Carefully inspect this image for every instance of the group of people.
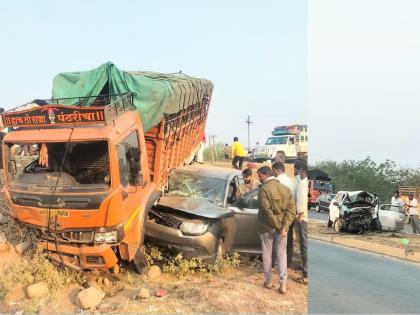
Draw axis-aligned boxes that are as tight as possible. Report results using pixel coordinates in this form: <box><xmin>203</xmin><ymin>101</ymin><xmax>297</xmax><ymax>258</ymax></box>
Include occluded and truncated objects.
<box><xmin>391</xmin><ymin>191</ymin><xmax>419</xmax><ymax>234</ymax></box>
<box><xmin>237</xmin><ymin>159</ymin><xmax>308</xmax><ymax>294</ymax></box>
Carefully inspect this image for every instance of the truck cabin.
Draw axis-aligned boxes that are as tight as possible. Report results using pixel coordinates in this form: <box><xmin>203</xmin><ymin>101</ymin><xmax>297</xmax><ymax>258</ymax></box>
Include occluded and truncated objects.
<box><xmin>265</xmin><ymin>135</ymin><xmax>296</xmax><ymax>146</ymax></box>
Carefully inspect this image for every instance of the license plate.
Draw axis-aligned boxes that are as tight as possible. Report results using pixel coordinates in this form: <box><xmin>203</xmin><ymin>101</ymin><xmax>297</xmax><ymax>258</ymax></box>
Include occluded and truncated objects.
<box><xmin>38</xmin><ymin>209</ymin><xmax>69</xmax><ymax>217</ymax></box>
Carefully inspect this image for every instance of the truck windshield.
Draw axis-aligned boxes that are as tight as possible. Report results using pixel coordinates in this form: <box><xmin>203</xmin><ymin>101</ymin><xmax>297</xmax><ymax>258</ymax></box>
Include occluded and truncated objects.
<box><xmin>5</xmin><ymin>141</ymin><xmax>111</xmax><ymax>192</ymax></box>
<box><xmin>265</xmin><ymin>137</ymin><xmax>288</xmax><ymax>145</ymax></box>
<box><xmin>166</xmin><ymin>172</ymin><xmax>226</xmax><ymax>206</ymax></box>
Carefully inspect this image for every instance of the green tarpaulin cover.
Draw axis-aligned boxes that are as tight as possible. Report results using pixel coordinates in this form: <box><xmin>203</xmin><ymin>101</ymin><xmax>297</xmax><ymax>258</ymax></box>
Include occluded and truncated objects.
<box><xmin>52</xmin><ymin>62</ymin><xmax>213</xmax><ymax>131</ymax></box>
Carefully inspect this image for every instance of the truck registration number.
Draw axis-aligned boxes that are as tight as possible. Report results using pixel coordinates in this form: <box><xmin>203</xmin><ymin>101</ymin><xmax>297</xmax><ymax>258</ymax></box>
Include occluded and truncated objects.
<box><xmin>38</xmin><ymin>209</ymin><xmax>69</xmax><ymax>217</ymax></box>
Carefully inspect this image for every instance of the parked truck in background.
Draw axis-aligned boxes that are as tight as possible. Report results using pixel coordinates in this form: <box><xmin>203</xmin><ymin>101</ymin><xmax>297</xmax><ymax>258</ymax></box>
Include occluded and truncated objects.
<box><xmin>308</xmin><ymin>169</ymin><xmax>335</xmax><ymax>209</ymax></box>
<box><xmin>399</xmin><ymin>186</ymin><xmax>420</xmax><ymax>204</ymax></box>
<box><xmin>253</xmin><ymin>124</ymin><xmax>308</xmax><ymax>162</ymax></box>
<box><xmin>0</xmin><ymin>62</ymin><xmax>213</xmax><ymax>273</ymax></box>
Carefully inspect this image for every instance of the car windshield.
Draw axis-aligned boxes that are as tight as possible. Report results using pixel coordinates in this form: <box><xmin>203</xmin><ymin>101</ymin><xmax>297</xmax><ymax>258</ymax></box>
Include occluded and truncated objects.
<box><xmin>6</xmin><ymin>141</ymin><xmax>111</xmax><ymax>193</ymax></box>
<box><xmin>265</xmin><ymin>136</ymin><xmax>288</xmax><ymax>145</ymax></box>
<box><xmin>167</xmin><ymin>172</ymin><xmax>226</xmax><ymax>206</ymax></box>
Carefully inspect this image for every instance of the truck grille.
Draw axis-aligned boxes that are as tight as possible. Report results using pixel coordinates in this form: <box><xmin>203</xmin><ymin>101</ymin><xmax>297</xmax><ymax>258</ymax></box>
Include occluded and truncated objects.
<box><xmin>35</xmin><ymin>229</ymin><xmax>94</xmax><ymax>244</ymax></box>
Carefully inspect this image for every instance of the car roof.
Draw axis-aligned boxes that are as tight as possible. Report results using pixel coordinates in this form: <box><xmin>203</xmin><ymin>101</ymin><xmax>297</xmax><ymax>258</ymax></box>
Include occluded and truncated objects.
<box><xmin>173</xmin><ymin>164</ymin><xmax>242</xmax><ymax>180</ymax></box>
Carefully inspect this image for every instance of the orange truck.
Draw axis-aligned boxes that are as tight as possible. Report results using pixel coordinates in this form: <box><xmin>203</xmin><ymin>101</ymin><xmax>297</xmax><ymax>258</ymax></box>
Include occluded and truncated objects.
<box><xmin>0</xmin><ymin>63</ymin><xmax>213</xmax><ymax>272</ymax></box>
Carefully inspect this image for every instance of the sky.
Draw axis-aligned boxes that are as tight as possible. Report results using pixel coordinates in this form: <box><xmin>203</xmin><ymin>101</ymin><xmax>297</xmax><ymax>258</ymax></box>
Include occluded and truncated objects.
<box><xmin>309</xmin><ymin>0</ymin><xmax>420</xmax><ymax>167</ymax></box>
<box><xmin>0</xmin><ymin>0</ymin><xmax>307</xmax><ymax>150</ymax></box>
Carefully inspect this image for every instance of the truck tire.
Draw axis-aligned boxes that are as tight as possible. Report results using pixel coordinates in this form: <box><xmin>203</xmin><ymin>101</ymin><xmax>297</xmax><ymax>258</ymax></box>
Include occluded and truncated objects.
<box><xmin>327</xmin><ymin>219</ymin><xmax>333</xmax><ymax>227</ymax></box>
<box><xmin>133</xmin><ymin>245</ymin><xmax>149</xmax><ymax>274</ymax></box>
<box><xmin>315</xmin><ymin>203</ymin><xmax>321</xmax><ymax>212</ymax></box>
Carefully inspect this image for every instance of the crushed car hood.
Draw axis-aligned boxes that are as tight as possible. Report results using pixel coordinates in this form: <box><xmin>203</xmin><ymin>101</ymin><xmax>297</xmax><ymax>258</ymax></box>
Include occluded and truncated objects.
<box><xmin>156</xmin><ymin>196</ymin><xmax>234</xmax><ymax>219</ymax></box>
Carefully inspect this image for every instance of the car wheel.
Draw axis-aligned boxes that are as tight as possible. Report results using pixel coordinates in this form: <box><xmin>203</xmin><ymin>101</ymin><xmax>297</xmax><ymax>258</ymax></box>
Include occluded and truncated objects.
<box><xmin>315</xmin><ymin>204</ymin><xmax>320</xmax><ymax>212</ymax></box>
<box><xmin>334</xmin><ymin>218</ymin><xmax>342</xmax><ymax>233</ymax></box>
<box><xmin>371</xmin><ymin>218</ymin><xmax>382</xmax><ymax>232</ymax></box>
<box><xmin>215</xmin><ymin>239</ymin><xmax>224</xmax><ymax>262</ymax></box>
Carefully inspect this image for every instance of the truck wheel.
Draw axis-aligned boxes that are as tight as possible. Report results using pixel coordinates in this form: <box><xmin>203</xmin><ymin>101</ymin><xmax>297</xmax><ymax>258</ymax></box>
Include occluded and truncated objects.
<box><xmin>133</xmin><ymin>245</ymin><xmax>149</xmax><ymax>274</ymax></box>
<box><xmin>315</xmin><ymin>204</ymin><xmax>321</xmax><ymax>212</ymax></box>
<box><xmin>215</xmin><ymin>239</ymin><xmax>225</xmax><ymax>263</ymax></box>
<box><xmin>327</xmin><ymin>219</ymin><xmax>333</xmax><ymax>227</ymax></box>
<box><xmin>334</xmin><ymin>218</ymin><xmax>342</xmax><ymax>233</ymax></box>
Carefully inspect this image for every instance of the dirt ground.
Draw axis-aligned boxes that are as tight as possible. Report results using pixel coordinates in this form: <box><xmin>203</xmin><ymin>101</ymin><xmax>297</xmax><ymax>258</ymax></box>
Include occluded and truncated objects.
<box><xmin>309</xmin><ymin>220</ymin><xmax>420</xmax><ymax>252</ymax></box>
<box><xmin>0</xmin><ymin>195</ymin><xmax>307</xmax><ymax>314</ymax></box>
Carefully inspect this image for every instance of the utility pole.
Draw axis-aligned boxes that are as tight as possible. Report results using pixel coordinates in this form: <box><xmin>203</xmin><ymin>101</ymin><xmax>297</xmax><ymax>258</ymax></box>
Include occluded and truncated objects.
<box><xmin>245</xmin><ymin>115</ymin><xmax>253</xmax><ymax>151</ymax></box>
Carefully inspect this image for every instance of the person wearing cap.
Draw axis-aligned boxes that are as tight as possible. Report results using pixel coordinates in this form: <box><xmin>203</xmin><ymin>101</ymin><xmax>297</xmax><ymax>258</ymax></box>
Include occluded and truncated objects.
<box><xmin>231</xmin><ymin>137</ymin><xmax>247</xmax><ymax>170</ymax></box>
<box><xmin>407</xmin><ymin>194</ymin><xmax>419</xmax><ymax>234</ymax></box>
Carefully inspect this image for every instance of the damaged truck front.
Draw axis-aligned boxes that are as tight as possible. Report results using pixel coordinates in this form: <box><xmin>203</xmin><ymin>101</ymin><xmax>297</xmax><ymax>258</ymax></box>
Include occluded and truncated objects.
<box><xmin>0</xmin><ymin>62</ymin><xmax>213</xmax><ymax>272</ymax></box>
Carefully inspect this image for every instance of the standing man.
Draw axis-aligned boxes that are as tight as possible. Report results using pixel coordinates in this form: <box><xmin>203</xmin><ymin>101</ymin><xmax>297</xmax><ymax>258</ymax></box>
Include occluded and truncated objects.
<box><xmin>294</xmin><ymin>159</ymin><xmax>308</xmax><ymax>284</ymax></box>
<box><xmin>391</xmin><ymin>190</ymin><xmax>404</xmax><ymax>212</ymax></box>
<box><xmin>272</xmin><ymin>162</ymin><xmax>298</xmax><ymax>269</ymax></box>
<box><xmin>257</xmin><ymin>166</ymin><xmax>296</xmax><ymax>294</ymax></box>
<box><xmin>237</xmin><ymin>168</ymin><xmax>260</xmax><ymax>198</ymax></box>
<box><xmin>408</xmin><ymin>194</ymin><xmax>419</xmax><ymax>234</ymax></box>
<box><xmin>223</xmin><ymin>144</ymin><xmax>230</xmax><ymax>161</ymax></box>
<box><xmin>231</xmin><ymin>137</ymin><xmax>247</xmax><ymax>170</ymax></box>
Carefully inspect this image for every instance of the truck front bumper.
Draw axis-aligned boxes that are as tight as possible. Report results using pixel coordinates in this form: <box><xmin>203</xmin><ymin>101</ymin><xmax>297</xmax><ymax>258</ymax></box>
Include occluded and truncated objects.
<box><xmin>38</xmin><ymin>241</ymin><xmax>118</xmax><ymax>271</ymax></box>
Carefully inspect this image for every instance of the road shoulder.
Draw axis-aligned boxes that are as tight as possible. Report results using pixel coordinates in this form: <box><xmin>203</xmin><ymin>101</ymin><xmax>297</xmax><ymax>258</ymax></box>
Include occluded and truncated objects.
<box><xmin>309</xmin><ymin>220</ymin><xmax>420</xmax><ymax>264</ymax></box>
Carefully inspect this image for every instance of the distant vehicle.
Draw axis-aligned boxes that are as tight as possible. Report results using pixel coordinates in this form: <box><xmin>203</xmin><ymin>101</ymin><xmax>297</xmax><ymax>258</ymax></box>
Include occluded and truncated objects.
<box><xmin>146</xmin><ymin>165</ymin><xmax>262</xmax><ymax>263</ymax></box>
<box><xmin>399</xmin><ymin>186</ymin><xmax>420</xmax><ymax>204</ymax></box>
<box><xmin>315</xmin><ymin>193</ymin><xmax>336</xmax><ymax>212</ymax></box>
<box><xmin>328</xmin><ymin>191</ymin><xmax>406</xmax><ymax>233</ymax></box>
<box><xmin>253</xmin><ymin>124</ymin><xmax>307</xmax><ymax>162</ymax></box>
<box><xmin>308</xmin><ymin>169</ymin><xmax>334</xmax><ymax>208</ymax></box>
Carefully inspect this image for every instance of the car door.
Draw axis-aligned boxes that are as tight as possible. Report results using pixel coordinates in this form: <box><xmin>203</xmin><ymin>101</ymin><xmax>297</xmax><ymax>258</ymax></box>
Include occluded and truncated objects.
<box><xmin>378</xmin><ymin>204</ymin><xmax>405</xmax><ymax>231</ymax></box>
<box><xmin>229</xmin><ymin>189</ymin><xmax>261</xmax><ymax>254</ymax></box>
<box><xmin>329</xmin><ymin>192</ymin><xmax>344</xmax><ymax>222</ymax></box>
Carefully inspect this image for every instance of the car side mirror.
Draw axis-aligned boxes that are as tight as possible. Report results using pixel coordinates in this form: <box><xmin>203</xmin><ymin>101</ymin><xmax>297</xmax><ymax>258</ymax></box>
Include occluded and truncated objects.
<box><xmin>8</xmin><ymin>160</ymin><xmax>16</xmax><ymax>175</ymax></box>
<box><xmin>332</xmin><ymin>201</ymin><xmax>339</xmax><ymax>206</ymax></box>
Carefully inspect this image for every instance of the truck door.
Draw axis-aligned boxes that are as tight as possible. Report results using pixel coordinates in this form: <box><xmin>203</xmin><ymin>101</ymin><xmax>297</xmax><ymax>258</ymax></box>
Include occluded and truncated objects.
<box><xmin>116</xmin><ymin>129</ymin><xmax>149</xmax><ymax>258</ymax></box>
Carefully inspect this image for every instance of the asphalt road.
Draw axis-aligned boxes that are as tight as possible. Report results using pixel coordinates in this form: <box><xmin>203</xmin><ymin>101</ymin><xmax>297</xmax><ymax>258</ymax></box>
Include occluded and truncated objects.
<box><xmin>308</xmin><ymin>208</ymin><xmax>415</xmax><ymax>234</ymax></box>
<box><xmin>309</xmin><ymin>240</ymin><xmax>420</xmax><ymax>314</ymax></box>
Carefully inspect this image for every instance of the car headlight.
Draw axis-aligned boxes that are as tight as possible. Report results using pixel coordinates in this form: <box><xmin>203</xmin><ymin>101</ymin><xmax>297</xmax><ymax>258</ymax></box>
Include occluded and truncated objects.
<box><xmin>180</xmin><ymin>220</ymin><xmax>208</xmax><ymax>236</ymax></box>
<box><xmin>94</xmin><ymin>226</ymin><xmax>123</xmax><ymax>244</ymax></box>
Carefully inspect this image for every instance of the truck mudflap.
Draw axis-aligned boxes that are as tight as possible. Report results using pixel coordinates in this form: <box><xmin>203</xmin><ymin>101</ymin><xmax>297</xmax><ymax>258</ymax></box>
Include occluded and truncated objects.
<box><xmin>38</xmin><ymin>241</ymin><xmax>118</xmax><ymax>271</ymax></box>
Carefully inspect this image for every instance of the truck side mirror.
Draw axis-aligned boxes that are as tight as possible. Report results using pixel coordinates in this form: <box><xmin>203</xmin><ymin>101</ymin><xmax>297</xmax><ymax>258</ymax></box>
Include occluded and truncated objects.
<box><xmin>8</xmin><ymin>160</ymin><xmax>16</xmax><ymax>175</ymax></box>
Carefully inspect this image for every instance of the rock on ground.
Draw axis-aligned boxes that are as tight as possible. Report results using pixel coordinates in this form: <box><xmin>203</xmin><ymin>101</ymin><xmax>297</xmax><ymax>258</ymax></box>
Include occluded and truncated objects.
<box><xmin>135</xmin><ymin>287</ymin><xmax>150</xmax><ymax>299</ymax></box>
<box><xmin>76</xmin><ymin>286</ymin><xmax>105</xmax><ymax>310</ymax></box>
<box><xmin>147</xmin><ymin>265</ymin><xmax>161</xmax><ymax>280</ymax></box>
<box><xmin>27</xmin><ymin>282</ymin><xmax>49</xmax><ymax>299</ymax></box>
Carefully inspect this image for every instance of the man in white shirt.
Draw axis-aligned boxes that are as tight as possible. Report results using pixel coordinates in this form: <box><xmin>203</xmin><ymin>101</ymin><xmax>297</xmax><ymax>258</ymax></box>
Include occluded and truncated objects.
<box><xmin>408</xmin><ymin>194</ymin><xmax>419</xmax><ymax>234</ymax></box>
<box><xmin>391</xmin><ymin>191</ymin><xmax>405</xmax><ymax>212</ymax></box>
<box><xmin>272</xmin><ymin>162</ymin><xmax>298</xmax><ymax>269</ymax></box>
<box><xmin>294</xmin><ymin>159</ymin><xmax>308</xmax><ymax>283</ymax></box>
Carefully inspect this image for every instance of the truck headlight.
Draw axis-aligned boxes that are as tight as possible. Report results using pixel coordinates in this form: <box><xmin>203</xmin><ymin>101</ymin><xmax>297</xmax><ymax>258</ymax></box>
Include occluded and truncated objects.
<box><xmin>180</xmin><ymin>220</ymin><xmax>208</xmax><ymax>236</ymax></box>
<box><xmin>94</xmin><ymin>226</ymin><xmax>123</xmax><ymax>244</ymax></box>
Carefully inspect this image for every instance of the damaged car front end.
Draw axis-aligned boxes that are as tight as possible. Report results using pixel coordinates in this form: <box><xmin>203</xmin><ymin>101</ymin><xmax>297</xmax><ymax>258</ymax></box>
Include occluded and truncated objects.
<box><xmin>145</xmin><ymin>167</ymin><xmax>238</xmax><ymax>263</ymax></box>
<box><xmin>332</xmin><ymin>191</ymin><xmax>381</xmax><ymax>234</ymax></box>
